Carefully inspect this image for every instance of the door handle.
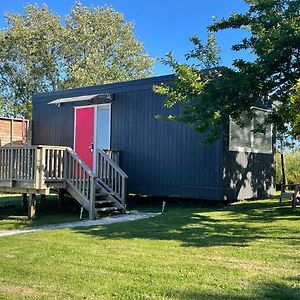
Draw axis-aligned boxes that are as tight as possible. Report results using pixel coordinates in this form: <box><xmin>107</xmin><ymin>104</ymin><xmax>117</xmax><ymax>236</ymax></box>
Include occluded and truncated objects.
<box><xmin>89</xmin><ymin>143</ymin><xmax>94</xmax><ymax>152</ymax></box>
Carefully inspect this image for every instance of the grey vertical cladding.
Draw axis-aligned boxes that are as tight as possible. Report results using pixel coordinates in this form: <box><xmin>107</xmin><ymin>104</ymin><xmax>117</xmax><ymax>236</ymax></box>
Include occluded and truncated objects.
<box><xmin>221</xmin><ymin>122</ymin><xmax>276</xmax><ymax>200</ymax></box>
<box><xmin>110</xmin><ymin>89</ymin><xmax>223</xmax><ymax>200</ymax></box>
<box><xmin>32</xmin><ymin>98</ymin><xmax>74</xmax><ymax>147</ymax></box>
<box><xmin>32</xmin><ymin>77</ymin><xmax>223</xmax><ymax>200</ymax></box>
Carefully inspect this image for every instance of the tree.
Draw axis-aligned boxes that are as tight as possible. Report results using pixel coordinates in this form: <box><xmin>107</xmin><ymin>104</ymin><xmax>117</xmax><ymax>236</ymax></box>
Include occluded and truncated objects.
<box><xmin>0</xmin><ymin>2</ymin><xmax>154</xmax><ymax>118</ymax></box>
<box><xmin>62</xmin><ymin>3</ymin><xmax>154</xmax><ymax>88</ymax></box>
<box><xmin>155</xmin><ymin>0</ymin><xmax>300</xmax><ymax>143</ymax></box>
<box><xmin>0</xmin><ymin>4</ymin><xmax>62</xmax><ymax>118</ymax></box>
<box><xmin>291</xmin><ymin>79</ymin><xmax>300</xmax><ymax>137</ymax></box>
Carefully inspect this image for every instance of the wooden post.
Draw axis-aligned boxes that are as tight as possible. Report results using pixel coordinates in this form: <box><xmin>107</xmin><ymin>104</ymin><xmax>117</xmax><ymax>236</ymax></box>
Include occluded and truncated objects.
<box><xmin>27</xmin><ymin>120</ymin><xmax>32</xmax><ymax>145</ymax></box>
<box><xmin>121</xmin><ymin>177</ymin><xmax>127</xmax><ymax>213</ymax></box>
<box><xmin>22</xmin><ymin>193</ymin><xmax>27</xmax><ymax>208</ymax></box>
<box><xmin>35</xmin><ymin>147</ymin><xmax>45</xmax><ymax>190</ymax></box>
<box><xmin>9</xmin><ymin>148</ymin><xmax>14</xmax><ymax>183</ymax></box>
<box><xmin>63</xmin><ymin>150</ymin><xmax>68</xmax><ymax>180</ymax></box>
<box><xmin>58</xmin><ymin>189</ymin><xmax>65</xmax><ymax>211</ymax></box>
<box><xmin>280</xmin><ymin>152</ymin><xmax>287</xmax><ymax>188</ymax></box>
<box><xmin>292</xmin><ymin>185</ymin><xmax>299</xmax><ymax>210</ymax></box>
<box><xmin>39</xmin><ymin>147</ymin><xmax>46</xmax><ymax>189</ymax></box>
<box><xmin>10</xmin><ymin>119</ymin><xmax>13</xmax><ymax>146</ymax></box>
<box><xmin>28</xmin><ymin>194</ymin><xmax>36</xmax><ymax>220</ymax></box>
<box><xmin>89</xmin><ymin>177</ymin><xmax>96</xmax><ymax>220</ymax></box>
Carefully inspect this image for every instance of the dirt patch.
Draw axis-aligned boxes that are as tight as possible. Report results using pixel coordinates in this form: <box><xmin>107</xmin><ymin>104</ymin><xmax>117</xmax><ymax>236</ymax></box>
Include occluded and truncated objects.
<box><xmin>0</xmin><ymin>283</ymin><xmax>42</xmax><ymax>297</ymax></box>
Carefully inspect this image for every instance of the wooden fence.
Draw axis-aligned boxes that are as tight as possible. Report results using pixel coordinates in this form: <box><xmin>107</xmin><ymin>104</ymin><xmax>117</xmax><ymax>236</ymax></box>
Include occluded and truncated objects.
<box><xmin>0</xmin><ymin>117</ymin><xmax>30</xmax><ymax>147</ymax></box>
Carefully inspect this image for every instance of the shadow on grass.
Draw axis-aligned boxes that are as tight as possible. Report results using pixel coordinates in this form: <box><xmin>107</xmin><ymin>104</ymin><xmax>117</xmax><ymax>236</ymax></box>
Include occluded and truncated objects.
<box><xmin>0</xmin><ymin>194</ymin><xmax>88</xmax><ymax>229</ymax></box>
<box><xmin>168</xmin><ymin>277</ymin><xmax>300</xmax><ymax>300</ymax></box>
<box><xmin>73</xmin><ymin>199</ymin><xmax>300</xmax><ymax>248</ymax></box>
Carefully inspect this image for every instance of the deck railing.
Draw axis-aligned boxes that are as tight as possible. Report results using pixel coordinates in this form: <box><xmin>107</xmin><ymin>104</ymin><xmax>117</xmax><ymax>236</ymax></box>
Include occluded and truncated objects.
<box><xmin>0</xmin><ymin>145</ymin><xmax>127</xmax><ymax>218</ymax></box>
<box><xmin>96</xmin><ymin>149</ymin><xmax>128</xmax><ymax>207</ymax></box>
<box><xmin>64</xmin><ymin>148</ymin><xmax>96</xmax><ymax>219</ymax></box>
<box><xmin>103</xmin><ymin>150</ymin><xmax>120</xmax><ymax>165</ymax></box>
<box><xmin>0</xmin><ymin>147</ymin><xmax>37</xmax><ymax>183</ymax></box>
<box><xmin>44</xmin><ymin>146</ymin><xmax>68</xmax><ymax>181</ymax></box>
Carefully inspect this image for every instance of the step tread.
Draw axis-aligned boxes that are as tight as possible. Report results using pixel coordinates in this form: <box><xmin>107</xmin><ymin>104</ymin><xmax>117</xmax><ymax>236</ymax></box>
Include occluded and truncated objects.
<box><xmin>95</xmin><ymin>207</ymin><xmax>118</xmax><ymax>212</ymax></box>
<box><xmin>95</xmin><ymin>193</ymin><xmax>108</xmax><ymax>197</ymax></box>
<box><xmin>95</xmin><ymin>200</ymin><xmax>114</xmax><ymax>205</ymax></box>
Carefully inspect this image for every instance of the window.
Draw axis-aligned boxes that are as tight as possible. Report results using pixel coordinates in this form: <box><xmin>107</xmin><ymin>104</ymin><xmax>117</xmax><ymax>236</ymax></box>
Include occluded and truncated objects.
<box><xmin>229</xmin><ymin>108</ymin><xmax>273</xmax><ymax>154</ymax></box>
<box><xmin>96</xmin><ymin>105</ymin><xmax>111</xmax><ymax>150</ymax></box>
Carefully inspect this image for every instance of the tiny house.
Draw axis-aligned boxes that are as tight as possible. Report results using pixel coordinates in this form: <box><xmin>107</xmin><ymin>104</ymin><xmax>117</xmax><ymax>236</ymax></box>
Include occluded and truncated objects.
<box><xmin>0</xmin><ymin>75</ymin><xmax>276</xmax><ymax>219</ymax></box>
<box><xmin>31</xmin><ymin>75</ymin><xmax>275</xmax><ymax>202</ymax></box>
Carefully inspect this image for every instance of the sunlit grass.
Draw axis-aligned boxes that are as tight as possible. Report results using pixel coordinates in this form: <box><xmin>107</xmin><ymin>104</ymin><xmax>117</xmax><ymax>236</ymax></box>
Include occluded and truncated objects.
<box><xmin>0</xmin><ymin>197</ymin><xmax>299</xmax><ymax>299</ymax></box>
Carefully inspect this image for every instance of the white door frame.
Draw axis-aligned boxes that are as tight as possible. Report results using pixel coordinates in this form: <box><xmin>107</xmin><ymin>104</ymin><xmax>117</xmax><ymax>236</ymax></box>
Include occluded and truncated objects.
<box><xmin>73</xmin><ymin>103</ymin><xmax>112</xmax><ymax>172</ymax></box>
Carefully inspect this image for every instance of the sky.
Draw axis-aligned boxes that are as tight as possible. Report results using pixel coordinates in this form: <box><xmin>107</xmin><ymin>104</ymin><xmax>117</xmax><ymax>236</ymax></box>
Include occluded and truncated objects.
<box><xmin>0</xmin><ymin>0</ymin><xmax>252</xmax><ymax>75</ymax></box>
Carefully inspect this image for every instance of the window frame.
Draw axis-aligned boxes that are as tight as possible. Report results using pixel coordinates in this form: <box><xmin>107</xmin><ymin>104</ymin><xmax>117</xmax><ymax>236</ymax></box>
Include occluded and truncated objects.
<box><xmin>228</xmin><ymin>107</ymin><xmax>273</xmax><ymax>154</ymax></box>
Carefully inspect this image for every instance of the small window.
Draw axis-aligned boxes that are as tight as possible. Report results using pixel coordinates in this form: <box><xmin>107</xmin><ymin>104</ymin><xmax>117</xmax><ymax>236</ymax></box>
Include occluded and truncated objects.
<box><xmin>229</xmin><ymin>108</ymin><xmax>273</xmax><ymax>154</ymax></box>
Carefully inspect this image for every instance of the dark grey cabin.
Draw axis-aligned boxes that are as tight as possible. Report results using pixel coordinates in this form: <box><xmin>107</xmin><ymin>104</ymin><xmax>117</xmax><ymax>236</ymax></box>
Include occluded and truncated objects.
<box><xmin>32</xmin><ymin>74</ymin><xmax>276</xmax><ymax>201</ymax></box>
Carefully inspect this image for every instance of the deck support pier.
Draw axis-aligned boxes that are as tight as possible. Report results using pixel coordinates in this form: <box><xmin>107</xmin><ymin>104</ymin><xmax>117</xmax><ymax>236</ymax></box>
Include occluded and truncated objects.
<box><xmin>28</xmin><ymin>194</ymin><xmax>36</xmax><ymax>220</ymax></box>
<box><xmin>58</xmin><ymin>189</ymin><xmax>65</xmax><ymax>211</ymax></box>
<box><xmin>22</xmin><ymin>193</ymin><xmax>27</xmax><ymax>208</ymax></box>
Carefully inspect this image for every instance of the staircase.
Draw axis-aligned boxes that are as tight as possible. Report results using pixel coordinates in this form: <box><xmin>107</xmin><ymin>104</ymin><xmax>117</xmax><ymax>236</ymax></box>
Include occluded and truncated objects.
<box><xmin>0</xmin><ymin>146</ymin><xmax>128</xmax><ymax>219</ymax></box>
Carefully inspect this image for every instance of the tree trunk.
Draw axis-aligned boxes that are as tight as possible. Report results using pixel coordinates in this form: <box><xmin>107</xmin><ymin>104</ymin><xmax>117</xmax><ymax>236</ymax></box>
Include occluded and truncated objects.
<box><xmin>280</xmin><ymin>152</ymin><xmax>287</xmax><ymax>188</ymax></box>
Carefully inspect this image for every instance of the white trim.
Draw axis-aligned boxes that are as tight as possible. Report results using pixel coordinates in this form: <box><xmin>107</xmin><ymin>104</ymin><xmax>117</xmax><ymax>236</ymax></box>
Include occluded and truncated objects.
<box><xmin>74</xmin><ymin>104</ymin><xmax>112</xmax><ymax>171</ymax></box>
<box><xmin>250</xmin><ymin>106</ymin><xmax>272</xmax><ymax>113</ymax></box>
<box><xmin>73</xmin><ymin>108</ymin><xmax>77</xmax><ymax>152</ymax></box>
<box><xmin>94</xmin><ymin>103</ymin><xmax>112</xmax><ymax>147</ymax></box>
<box><xmin>94</xmin><ymin>104</ymin><xmax>112</xmax><ymax>171</ymax></box>
<box><xmin>93</xmin><ymin>107</ymin><xmax>97</xmax><ymax>172</ymax></box>
<box><xmin>228</xmin><ymin>113</ymin><xmax>273</xmax><ymax>154</ymax></box>
<box><xmin>74</xmin><ymin>103</ymin><xmax>110</xmax><ymax>109</ymax></box>
<box><xmin>109</xmin><ymin>103</ymin><xmax>112</xmax><ymax>149</ymax></box>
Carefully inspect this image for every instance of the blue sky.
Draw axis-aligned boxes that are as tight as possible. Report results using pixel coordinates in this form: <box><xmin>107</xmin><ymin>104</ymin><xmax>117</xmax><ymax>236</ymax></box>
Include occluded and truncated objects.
<box><xmin>0</xmin><ymin>0</ymin><xmax>252</xmax><ymax>75</ymax></box>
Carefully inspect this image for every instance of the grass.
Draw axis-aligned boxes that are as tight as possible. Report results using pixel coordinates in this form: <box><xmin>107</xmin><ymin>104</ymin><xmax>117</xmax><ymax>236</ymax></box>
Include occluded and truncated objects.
<box><xmin>0</xmin><ymin>196</ymin><xmax>299</xmax><ymax>299</ymax></box>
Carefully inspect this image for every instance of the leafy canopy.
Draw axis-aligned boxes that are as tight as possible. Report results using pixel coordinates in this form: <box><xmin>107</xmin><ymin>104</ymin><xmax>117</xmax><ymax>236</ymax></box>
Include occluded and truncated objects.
<box><xmin>155</xmin><ymin>0</ymin><xmax>300</xmax><ymax>143</ymax></box>
<box><xmin>291</xmin><ymin>79</ymin><xmax>300</xmax><ymax>137</ymax></box>
<box><xmin>0</xmin><ymin>2</ymin><xmax>154</xmax><ymax>118</ymax></box>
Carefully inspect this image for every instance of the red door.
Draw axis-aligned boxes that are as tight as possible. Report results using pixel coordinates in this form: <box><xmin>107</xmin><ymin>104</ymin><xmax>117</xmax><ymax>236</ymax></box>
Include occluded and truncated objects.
<box><xmin>75</xmin><ymin>107</ymin><xmax>94</xmax><ymax>170</ymax></box>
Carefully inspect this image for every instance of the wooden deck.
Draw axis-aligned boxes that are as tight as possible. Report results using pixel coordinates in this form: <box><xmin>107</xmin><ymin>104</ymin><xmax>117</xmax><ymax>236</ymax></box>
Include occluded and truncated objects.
<box><xmin>0</xmin><ymin>146</ymin><xmax>128</xmax><ymax>219</ymax></box>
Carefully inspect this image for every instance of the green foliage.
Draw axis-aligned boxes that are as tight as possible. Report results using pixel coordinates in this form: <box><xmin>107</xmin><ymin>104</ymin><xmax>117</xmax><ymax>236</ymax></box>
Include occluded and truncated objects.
<box><xmin>0</xmin><ymin>4</ymin><xmax>62</xmax><ymax>118</ymax></box>
<box><xmin>276</xmin><ymin>150</ymin><xmax>300</xmax><ymax>184</ymax></box>
<box><xmin>155</xmin><ymin>0</ymin><xmax>300</xmax><ymax>143</ymax></box>
<box><xmin>210</xmin><ymin>0</ymin><xmax>300</xmax><ymax>137</ymax></box>
<box><xmin>290</xmin><ymin>79</ymin><xmax>300</xmax><ymax>138</ymax></box>
<box><xmin>0</xmin><ymin>2</ymin><xmax>154</xmax><ymax>118</ymax></box>
<box><xmin>0</xmin><ymin>198</ymin><xmax>299</xmax><ymax>299</ymax></box>
<box><xmin>154</xmin><ymin>32</ymin><xmax>231</xmax><ymax>143</ymax></box>
<box><xmin>62</xmin><ymin>3</ymin><xmax>154</xmax><ymax>88</ymax></box>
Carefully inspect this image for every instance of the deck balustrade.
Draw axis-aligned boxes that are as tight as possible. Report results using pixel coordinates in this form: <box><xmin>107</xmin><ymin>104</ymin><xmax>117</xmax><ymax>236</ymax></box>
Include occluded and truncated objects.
<box><xmin>0</xmin><ymin>145</ymin><xmax>127</xmax><ymax>219</ymax></box>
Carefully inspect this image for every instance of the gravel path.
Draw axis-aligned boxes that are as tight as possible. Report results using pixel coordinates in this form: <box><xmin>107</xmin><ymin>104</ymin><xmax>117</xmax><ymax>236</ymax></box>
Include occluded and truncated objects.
<box><xmin>0</xmin><ymin>212</ymin><xmax>160</xmax><ymax>237</ymax></box>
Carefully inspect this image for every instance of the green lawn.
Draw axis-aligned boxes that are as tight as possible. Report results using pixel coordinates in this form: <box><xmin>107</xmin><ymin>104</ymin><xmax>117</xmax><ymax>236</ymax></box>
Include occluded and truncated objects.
<box><xmin>0</xmin><ymin>197</ymin><xmax>299</xmax><ymax>299</ymax></box>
